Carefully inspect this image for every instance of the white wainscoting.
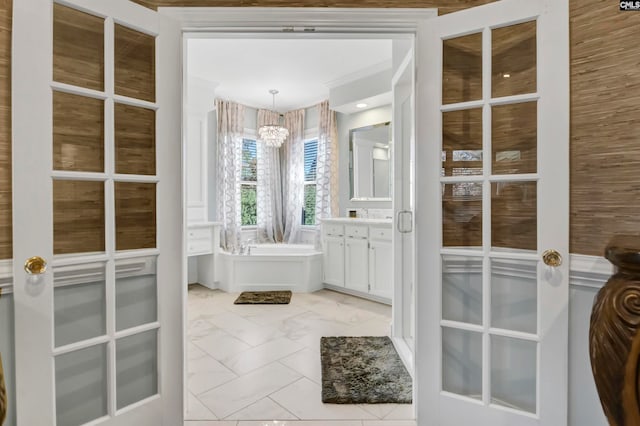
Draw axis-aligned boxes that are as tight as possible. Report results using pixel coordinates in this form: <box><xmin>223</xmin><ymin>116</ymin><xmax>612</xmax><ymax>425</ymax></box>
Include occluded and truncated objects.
<box><xmin>568</xmin><ymin>254</ymin><xmax>611</xmax><ymax>426</ymax></box>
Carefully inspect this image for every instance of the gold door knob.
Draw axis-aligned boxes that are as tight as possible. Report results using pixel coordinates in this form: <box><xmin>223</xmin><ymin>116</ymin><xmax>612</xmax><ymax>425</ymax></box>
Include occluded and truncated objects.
<box><xmin>542</xmin><ymin>249</ymin><xmax>562</xmax><ymax>267</ymax></box>
<box><xmin>24</xmin><ymin>256</ymin><xmax>47</xmax><ymax>275</ymax></box>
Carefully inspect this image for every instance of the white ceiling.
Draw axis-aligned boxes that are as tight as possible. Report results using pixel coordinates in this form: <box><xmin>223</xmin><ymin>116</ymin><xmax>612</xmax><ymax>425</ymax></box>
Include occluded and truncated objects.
<box><xmin>187</xmin><ymin>38</ymin><xmax>392</xmax><ymax>112</ymax></box>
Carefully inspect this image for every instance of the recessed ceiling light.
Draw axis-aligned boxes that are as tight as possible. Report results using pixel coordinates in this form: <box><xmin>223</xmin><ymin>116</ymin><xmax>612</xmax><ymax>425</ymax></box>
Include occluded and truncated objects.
<box><xmin>356</xmin><ymin>103</ymin><xmax>368</xmax><ymax>108</ymax></box>
<box><xmin>503</xmin><ymin>73</ymin><xmax>511</xmax><ymax>78</ymax></box>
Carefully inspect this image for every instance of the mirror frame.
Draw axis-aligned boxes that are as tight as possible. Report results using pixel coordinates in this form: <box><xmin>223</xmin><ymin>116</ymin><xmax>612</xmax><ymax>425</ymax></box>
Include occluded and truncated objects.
<box><xmin>349</xmin><ymin>121</ymin><xmax>392</xmax><ymax>201</ymax></box>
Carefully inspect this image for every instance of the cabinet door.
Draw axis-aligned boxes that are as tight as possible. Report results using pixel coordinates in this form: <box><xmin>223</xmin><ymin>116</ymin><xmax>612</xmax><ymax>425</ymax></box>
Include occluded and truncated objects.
<box><xmin>370</xmin><ymin>240</ymin><xmax>393</xmax><ymax>299</ymax></box>
<box><xmin>345</xmin><ymin>238</ymin><xmax>369</xmax><ymax>292</ymax></box>
<box><xmin>323</xmin><ymin>236</ymin><xmax>345</xmax><ymax>286</ymax></box>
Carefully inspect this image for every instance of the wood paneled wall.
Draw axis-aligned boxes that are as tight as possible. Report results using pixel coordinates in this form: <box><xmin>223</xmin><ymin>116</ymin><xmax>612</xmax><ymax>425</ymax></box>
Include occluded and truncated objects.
<box><xmin>0</xmin><ymin>0</ymin><xmax>11</xmax><ymax>260</ymax></box>
<box><xmin>0</xmin><ymin>0</ymin><xmax>638</xmax><ymax>257</ymax></box>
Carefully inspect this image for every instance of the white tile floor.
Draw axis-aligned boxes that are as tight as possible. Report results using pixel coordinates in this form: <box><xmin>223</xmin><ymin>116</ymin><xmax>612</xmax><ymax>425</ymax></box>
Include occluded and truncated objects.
<box><xmin>185</xmin><ymin>285</ymin><xmax>416</xmax><ymax>426</ymax></box>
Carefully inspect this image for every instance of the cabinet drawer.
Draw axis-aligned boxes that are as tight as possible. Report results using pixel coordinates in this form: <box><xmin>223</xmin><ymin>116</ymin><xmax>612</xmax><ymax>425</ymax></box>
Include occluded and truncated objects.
<box><xmin>187</xmin><ymin>237</ymin><xmax>212</xmax><ymax>255</ymax></box>
<box><xmin>345</xmin><ymin>225</ymin><xmax>368</xmax><ymax>239</ymax></box>
<box><xmin>323</xmin><ymin>223</ymin><xmax>344</xmax><ymax>237</ymax></box>
<box><xmin>187</xmin><ymin>227</ymin><xmax>211</xmax><ymax>240</ymax></box>
<box><xmin>370</xmin><ymin>226</ymin><xmax>392</xmax><ymax>241</ymax></box>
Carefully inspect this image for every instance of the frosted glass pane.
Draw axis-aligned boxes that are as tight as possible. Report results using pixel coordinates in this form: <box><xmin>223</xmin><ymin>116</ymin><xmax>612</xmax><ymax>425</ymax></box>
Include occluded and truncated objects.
<box><xmin>116</xmin><ymin>330</ymin><xmax>158</xmax><ymax>409</ymax></box>
<box><xmin>491</xmin><ymin>259</ymin><xmax>537</xmax><ymax>334</ymax></box>
<box><xmin>442</xmin><ymin>255</ymin><xmax>483</xmax><ymax>325</ymax></box>
<box><xmin>116</xmin><ymin>258</ymin><xmax>157</xmax><ymax>331</ymax></box>
<box><xmin>54</xmin><ymin>267</ymin><xmax>106</xmax><ymax>347</ymax></box>
<box><xmin>491</xmin><ymin>336</ymin><xmax>537</xmax><ymax>413</ymax></box>
<box><xmin>55</xmin><ymin>344</ymin><xmax>108</xmax><ymax>426</ymax></box>
<box><xmin>0</xmin><ymin>291</ymin><xmax>15</xmax><ymax>426</ymax></box>
<box><xmin>442</xmin><ymin>327</ymin><xmax>482</xmax><ymax>400</ymax></box>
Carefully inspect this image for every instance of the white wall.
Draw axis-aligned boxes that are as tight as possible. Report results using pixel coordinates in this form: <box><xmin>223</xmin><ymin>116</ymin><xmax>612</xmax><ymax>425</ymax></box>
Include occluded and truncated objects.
<box><xmin>337</xmin><ymin>105</ymin><xmax>392</xmax><ymax>216</ymax></box>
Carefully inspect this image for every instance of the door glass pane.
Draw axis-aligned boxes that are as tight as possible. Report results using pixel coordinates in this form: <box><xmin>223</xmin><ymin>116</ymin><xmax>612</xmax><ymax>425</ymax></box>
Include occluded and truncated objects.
<box><xmin>443</xmin><ymin>183</ymin><xmax>482</xmax><ymax>248</ymax></box>
<box><xmin>492</xmin><ymin>21</ymin><xmax>537</xmax><ymax>98</ymax></box>
<box><xmin>442</xmin><ymin>255</ymin><xmax>483</xmax><ymax>325</ymax></box>
<box><xmin>442</xmin><ymin>327</ymin><xmax>482</xmax><ymax>400</ymax></box>
<box><xmin>443</xmin><ymin>33</ymin><xmax>482</xmax><ymax>104</ymax></box>
<box><xmin>116</xmin><ymin>257</ymin><xmax>157</xmax><ymax>331</ymax></box>
<box><xmin>491</xmin><ymin>335</ymin><xmax>536</xmax><ymax>413</ymax></box>
<box><xmin>115</xmin><ymin>103</ymin><xmax>155</xmax><ymax>175</ymax></box>
<box><xmin>54</xmin><ymin>264</ymin><xmax>107</xmax><ymax>347</ymax></box>
<box><xmin>53</xmin><ymin>91</ymin><xmax>104</xmax><ymax>172</ymax></box>
<box><xmin>115</xmin><ymin>24</ymin><xmax>155</xmax><ymax>103</ymax></box>
<box><xmin>492</xmin><ymin>102</ymin><xmax>537</xmax><ymax>175</ymax></box>
<box><xmin>491</xmin><ymin>259</ymin><xmax>537</xmax><ymax>334</ymax></box>
<box><xmin>55</xmin><ymin>344</ymin><xmax>108</xmax><ymax>426</ymax></box>
<box><xmin>0</xmin><ymin>290</ymin><xmax>15</xmax><ymax>426</ymax></box>
<box><xmin>53</xmin><ymin>180</ymin><xmax>105</xmax><ymax>255</ymax></box>
<box><xmin>115</xmin><ymin>182</ymin><xmax>156</xmax><ymax>251</ymax></box>
<box><xmin>491</xmin><ymin>181</ymin><xmax>537</xmax><ymax>251</ymax></box>
<box><xmin>53</xmin><ymin>3</ymin><xmax>104</xmax><ymax>91</ymax></box>
<box><xmin>442</xmin><ymin>108</ymin><xmax>483</xmax><ymax>177</ymax></box>
<box><xmin>116</xmin><ymin>330</ymin><xmax>158</xmax><ymax>409</ymax></box>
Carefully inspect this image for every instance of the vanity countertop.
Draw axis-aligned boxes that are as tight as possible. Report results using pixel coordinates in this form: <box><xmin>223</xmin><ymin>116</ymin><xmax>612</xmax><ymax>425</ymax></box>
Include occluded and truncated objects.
<box><xmin>321</xmin><ymin>218</ymin><xmax>392</xmax><ymax>226</ymax></box>
<box><xmin>187</xmin><ymin>221</ymin><xmax>223</xmax><ymax>228</ymax></box>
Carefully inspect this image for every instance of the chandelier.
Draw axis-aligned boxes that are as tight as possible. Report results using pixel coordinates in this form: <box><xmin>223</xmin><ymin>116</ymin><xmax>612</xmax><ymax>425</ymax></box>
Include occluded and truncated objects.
<box><xmin>258</xmin><ymin>89</ymin><xmax>289</xmax><ymax>148</ymax></box>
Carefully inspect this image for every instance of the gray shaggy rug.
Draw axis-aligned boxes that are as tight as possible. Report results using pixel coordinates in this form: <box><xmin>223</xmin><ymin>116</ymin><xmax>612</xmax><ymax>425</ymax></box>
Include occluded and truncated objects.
<box><xmin>320</xmin><ymin>336</ymin><xmax>412</xmax><ymax>404</ymax></box>
<box><xmin>233</xmin><ymin>290</ymin><xmax>292</xmax><ymax>304</ymax></box>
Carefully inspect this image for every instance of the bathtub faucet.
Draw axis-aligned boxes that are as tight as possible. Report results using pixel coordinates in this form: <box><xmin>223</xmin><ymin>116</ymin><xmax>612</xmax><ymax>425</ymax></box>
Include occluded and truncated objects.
<box><xmin>241</xmin><ymin>238</ymin><xmax>257</xmax><ymax>255</ymax></box>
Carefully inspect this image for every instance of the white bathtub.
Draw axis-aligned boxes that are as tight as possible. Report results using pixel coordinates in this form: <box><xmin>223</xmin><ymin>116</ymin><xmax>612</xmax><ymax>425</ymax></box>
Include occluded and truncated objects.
<box><xmin>217</xmin><ymin>244</ymin><xmax>323</xmax><ymax>293</ymax></box>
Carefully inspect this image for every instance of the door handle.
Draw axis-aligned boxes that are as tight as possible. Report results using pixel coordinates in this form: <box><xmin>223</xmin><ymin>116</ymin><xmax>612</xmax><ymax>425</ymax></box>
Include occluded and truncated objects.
<box><xmin>24</xmin><ymin>256</ymin><xmax>47</xmax><ymax>275</ymax></box>
<box><xmin>397</xmin><ymin>210</ymin><xmax>413</xmax><ymax>234</ymax></box>
<box><xmin>542</xmin><ymin>249</ymin><xmax>562</xmax><ymax>267</ymax></box>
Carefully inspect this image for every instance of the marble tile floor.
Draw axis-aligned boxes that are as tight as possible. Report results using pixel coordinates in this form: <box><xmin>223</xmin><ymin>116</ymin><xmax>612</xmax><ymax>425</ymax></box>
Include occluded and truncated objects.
<box><xmin>185</xmin><ymin>285</ymin><xmax>416</xmax><ymax>426</ymax></box>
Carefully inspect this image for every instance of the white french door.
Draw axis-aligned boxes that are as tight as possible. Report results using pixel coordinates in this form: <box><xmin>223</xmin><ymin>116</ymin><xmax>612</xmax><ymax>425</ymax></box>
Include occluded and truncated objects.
<box><xmin>416</xmin><ymin>0</ymin><xmax>569</xmax><ymax>424</ymax></box>
<box><xmin>12</xmin><ymin>1</ymin><xmax>183</xmax><ymax>425</ymax></box>
<box><xmin>392</xmin><ymin>46</ymin><xmax>416</xmax><ymax>372</ymax></box>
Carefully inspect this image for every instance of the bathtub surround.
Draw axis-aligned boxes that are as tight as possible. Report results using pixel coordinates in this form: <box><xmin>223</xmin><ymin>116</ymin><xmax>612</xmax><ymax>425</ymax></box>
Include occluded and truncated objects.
<box><xmin>218</xmin><ymin>244</ymin><xmax>323</xmax><ymax>293</ymax></box>
<box><xmin>320</xmin><ymin>336</ymin><xmax>412</xmax><ymax>404</ymax></box>
<box><xmin>234</xmin><ymin>291</ymin><xmax>292</xmax><ymax>305</ymax></box>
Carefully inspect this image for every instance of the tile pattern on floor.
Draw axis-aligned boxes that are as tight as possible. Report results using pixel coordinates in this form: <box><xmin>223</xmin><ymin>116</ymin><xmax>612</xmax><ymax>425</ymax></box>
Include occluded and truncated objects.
<box><xmin>187</xmin><ymin>285</ymin><xmax>415</xmax><ymax>425</ymax></box>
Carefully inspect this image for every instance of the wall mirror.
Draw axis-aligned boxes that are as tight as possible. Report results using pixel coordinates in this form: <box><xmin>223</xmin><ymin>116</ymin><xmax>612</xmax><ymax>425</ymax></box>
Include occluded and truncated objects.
<box><xmin>349</xmin><ymin>121</ymin><xmax>392</xmax><ymax>201</ymax></box>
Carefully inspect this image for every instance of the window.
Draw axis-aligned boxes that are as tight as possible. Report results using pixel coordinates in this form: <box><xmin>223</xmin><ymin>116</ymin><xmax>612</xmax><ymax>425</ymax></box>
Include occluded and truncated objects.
<box><xmin>241</xmin><ymin>138</ymin><xmax>257</xmax><ymax>226</ymax></box>
<box><xmin>302</xmin><ymin>139</ymin><xmax>318</xmax><ymax>225</ymax></box>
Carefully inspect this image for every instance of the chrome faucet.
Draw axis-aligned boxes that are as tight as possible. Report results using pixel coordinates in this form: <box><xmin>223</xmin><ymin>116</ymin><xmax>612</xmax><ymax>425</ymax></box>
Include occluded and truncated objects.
<box><xmin>242</xmin><ymin>238</ymin><xmax>257</xmax><ymax>255</ymax></box>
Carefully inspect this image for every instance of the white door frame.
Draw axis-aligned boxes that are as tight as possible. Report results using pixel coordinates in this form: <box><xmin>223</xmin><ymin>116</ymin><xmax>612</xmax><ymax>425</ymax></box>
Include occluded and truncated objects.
<box><xmin>162</xmin><ymin>4</ymin><xmax>568</xmax><ymax>424</ymax></box>
<box><xmin>166</xmin><ymin>6</ymin><xmax>436</xmax><ymax>421</ymax></box>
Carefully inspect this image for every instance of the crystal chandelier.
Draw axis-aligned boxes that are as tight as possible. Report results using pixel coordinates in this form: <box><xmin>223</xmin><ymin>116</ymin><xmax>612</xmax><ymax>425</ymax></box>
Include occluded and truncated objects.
<box><xmin>258</xmin><ymin>89</ymin><xmax>289</xmax><ymax>148</ymax></box>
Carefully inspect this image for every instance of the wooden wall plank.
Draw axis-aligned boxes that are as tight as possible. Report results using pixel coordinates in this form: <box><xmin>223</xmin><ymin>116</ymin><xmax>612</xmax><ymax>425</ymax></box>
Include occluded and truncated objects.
<box><xmin>0</xmin><ymin>0</ymin><xmax>11</xmax><ymax>260</ymax></box>
<box><xmin>569</xmin><ymin>0</ymin><xmax>640</xmax><ymax>256</ymax></box>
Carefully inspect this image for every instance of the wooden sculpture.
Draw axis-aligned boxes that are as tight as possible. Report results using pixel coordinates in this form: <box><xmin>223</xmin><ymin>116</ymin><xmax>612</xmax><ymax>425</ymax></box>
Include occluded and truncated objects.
<box><xmin>590</xmin><ymin>236</ymin><xmax>640</xmax><ymax>425</ymax></box>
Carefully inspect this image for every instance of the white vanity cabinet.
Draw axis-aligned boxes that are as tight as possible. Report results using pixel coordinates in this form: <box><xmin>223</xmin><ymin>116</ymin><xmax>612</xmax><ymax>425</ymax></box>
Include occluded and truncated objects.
<box><xmin>187</xmin><ymin>222</ymin><xmax>221</xmax><ymax>289</ymax></box>
<box><xmin>321</xmin><ymin>219</ymin><xmax>392</xmax><ymax>304</ymax></box>
<box><xmin>323</xmin><ymin>235</ymin><xmax>345</xmax><ymax>286</ymax></box>
<box><xmin>368</xmin><ymin>226</ymin><xmax>393</xmax><ymax>299</ymax></box>
<box><xmin>344</xmin><ymin>225</ymin><xmax>369</xmax><ymax>293</ymax></box>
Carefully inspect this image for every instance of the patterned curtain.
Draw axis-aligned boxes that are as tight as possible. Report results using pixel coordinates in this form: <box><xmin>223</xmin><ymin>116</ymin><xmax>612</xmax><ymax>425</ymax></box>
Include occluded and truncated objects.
<box><xmin>215</xmin><ymin>99</ymin><xmax>245</xmax><ymax>252</ymax></box>
<box><xmin>282</xmin><ymin>108</ymin><xmax>306</xmax><ymax>243</ymax></box>
<box><xmin>315</xmin><ymin>100</ymin><xmax>339</xmax><ymax>222</ymax></box>
<box><xmin>256</xmin><ymin>109</ymin><xmax>285</xmax><ymax>243</ymax></box>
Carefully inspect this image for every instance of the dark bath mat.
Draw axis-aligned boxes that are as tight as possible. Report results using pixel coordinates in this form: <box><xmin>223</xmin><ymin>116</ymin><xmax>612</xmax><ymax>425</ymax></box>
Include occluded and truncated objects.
<box><xmin>233</xmin><ymin>290</ymin><xmax>292</xmax><ymax>304</ymax></box>
<box><xmin>320</xmin><ymin>336</ymin><xmax>412</xmax><ymax>404</ymax></box>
